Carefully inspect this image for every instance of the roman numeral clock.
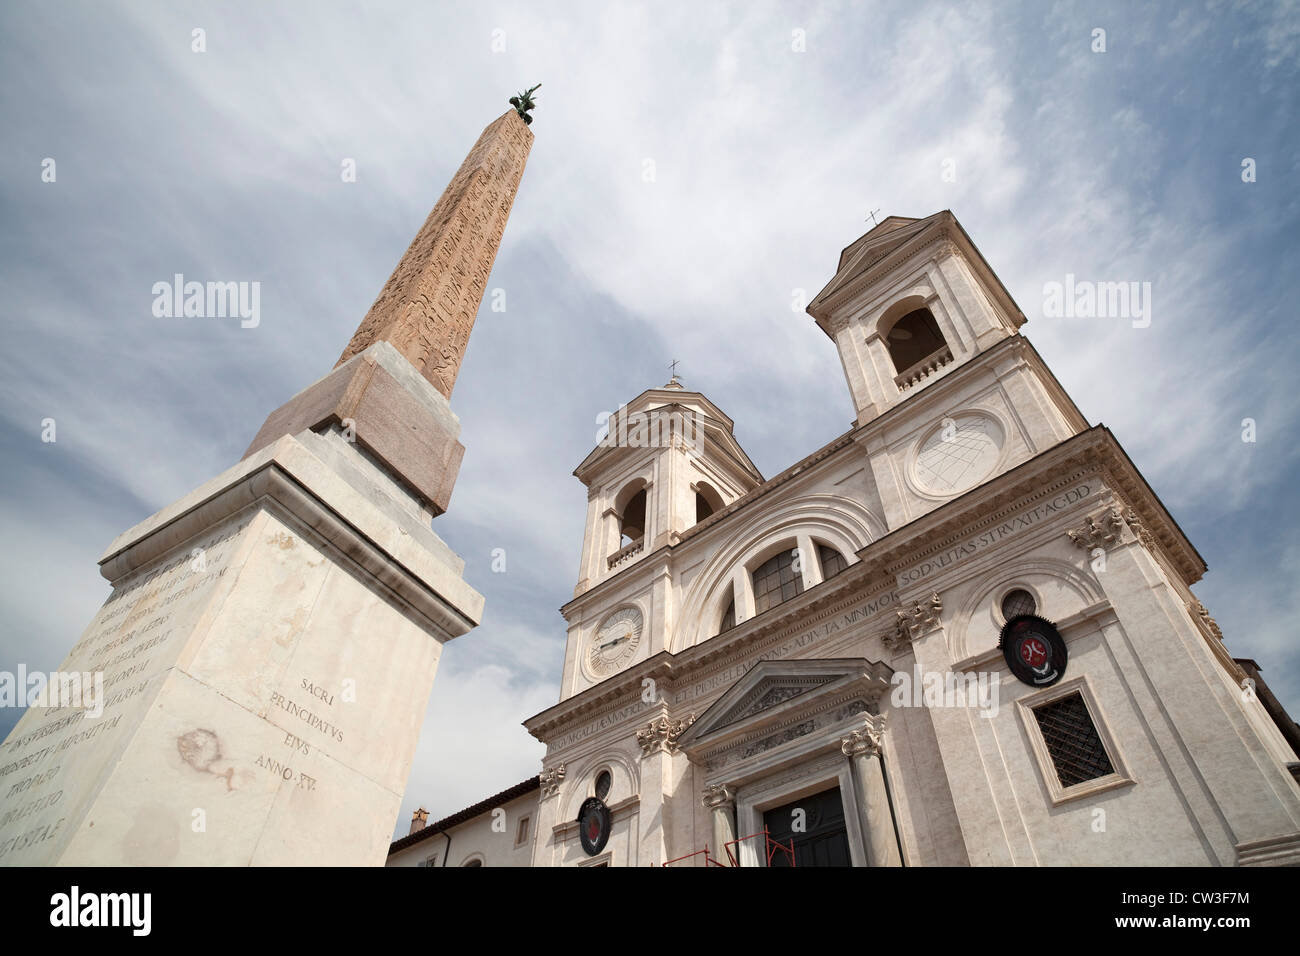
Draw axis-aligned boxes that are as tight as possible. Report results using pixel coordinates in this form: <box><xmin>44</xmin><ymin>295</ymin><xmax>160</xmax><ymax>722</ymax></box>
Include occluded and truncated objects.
<box><xmin>587</xmin><ymin>606</ymin><xmax>643</xmax><ymax>679</ymax></box>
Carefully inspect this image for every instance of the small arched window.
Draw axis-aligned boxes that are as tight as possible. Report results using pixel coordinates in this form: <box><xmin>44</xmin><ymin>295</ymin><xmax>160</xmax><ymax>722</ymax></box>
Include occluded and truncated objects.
<box><xmin>752</xmin><ymin>549</ymin><xmax>804</xmax><ymax>615</ymax></box>
<box><xmin>620</xmin><ymin>488</ymin><xmax>647</xmax><ymax>545</ymax></box>
<box><xmin>694</xmin><ymin>483</ymin><xmax>724</xmax><ymax>525</ymax></box>
<box><xmin>884</xmin><ymin>307</ymin><xmax>948</xmax><ymax>374</ymax></box>
<box><xmin>818</xmin><ymin>545</ymin><xmax>848</xmax><ymax>581</ymax></box>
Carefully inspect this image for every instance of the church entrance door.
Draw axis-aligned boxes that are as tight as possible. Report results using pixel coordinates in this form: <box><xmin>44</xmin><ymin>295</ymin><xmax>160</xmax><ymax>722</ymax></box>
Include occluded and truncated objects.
<box><xmin>762</xmin><ymin>785</ymin><xmax>851</xmax><ymax>866</ymax></box>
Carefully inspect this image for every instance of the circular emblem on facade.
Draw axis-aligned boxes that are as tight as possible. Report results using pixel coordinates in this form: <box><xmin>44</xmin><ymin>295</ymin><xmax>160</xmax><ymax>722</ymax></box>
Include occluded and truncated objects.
<box><xmin>577</xmin><ymin>797</ymin><xmax>611</xmax><ymax>856</ymax></box>
<box><xmin>999</xmin><ymin>614</ymin><xmax>1067</xmax><ymax>687</ymax></box>
<box><xmin>587</xmin><ymin>606</ymin><xmax>643</xmax><ymax>678</ymax></box>
<box><xmin>912</xmin><ymin>413</ymin><xmax>1004</xmax><ymax>497</ymax></box>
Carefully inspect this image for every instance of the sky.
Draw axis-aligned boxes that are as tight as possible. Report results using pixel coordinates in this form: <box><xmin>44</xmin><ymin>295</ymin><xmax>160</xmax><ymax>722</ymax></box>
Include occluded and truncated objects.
<box><xmin>1</xmin><ymin>0</ymin><xmax>1298</xmax><ymax>842</ymax></box>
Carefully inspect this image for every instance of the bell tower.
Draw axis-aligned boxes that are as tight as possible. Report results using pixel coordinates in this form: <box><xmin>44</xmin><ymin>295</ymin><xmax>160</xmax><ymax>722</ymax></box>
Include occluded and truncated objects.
<box><xmin>807</xmin><ymin>211</ymin><xmax>1027</xmax><ymax>426</ymax></box>
<box><xmin>808</xmin><ymin>210</ymin><xmax>1089</xmax><ymax>533</ymax></box>
<box><xmin>571</xmin><ymin>376</ymin><xmax>762</xmax><ymax>596</ymax></box>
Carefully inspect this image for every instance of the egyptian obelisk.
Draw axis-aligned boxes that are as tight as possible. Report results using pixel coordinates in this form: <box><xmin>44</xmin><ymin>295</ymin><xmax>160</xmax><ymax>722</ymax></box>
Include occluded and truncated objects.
<box><xmin>0</xmin><ymin>97</ymin><xmax>535</xmax><ymax>866</ymax></box>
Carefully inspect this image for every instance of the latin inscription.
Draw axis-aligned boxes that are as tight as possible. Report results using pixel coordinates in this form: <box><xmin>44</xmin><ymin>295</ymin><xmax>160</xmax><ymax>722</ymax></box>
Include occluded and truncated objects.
<box><xmin>895</xmin><ymin>484</ymin><xmax>1093</xmax><ymax>587</ymax></box>
<box><xmin>0</xmin><ymin>517</ymin><xmax>249</xmax><ymax>862</ymax></box>
<box><xmin>268</xmin><ymin>692</ymin><xmax>342</xmax><ymax>742</ymax></box>
<box><xmin>254</xmin><ymin>754</ymin><xmax>317</xmax><ymax>792</ymax></box>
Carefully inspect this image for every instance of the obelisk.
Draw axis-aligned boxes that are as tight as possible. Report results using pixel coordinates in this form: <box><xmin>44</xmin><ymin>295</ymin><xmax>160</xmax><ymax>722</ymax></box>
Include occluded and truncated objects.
<box><xmin>0</xmin><ymin>98</ymin><xmax>535</xmax><ymax>866</ymax></box>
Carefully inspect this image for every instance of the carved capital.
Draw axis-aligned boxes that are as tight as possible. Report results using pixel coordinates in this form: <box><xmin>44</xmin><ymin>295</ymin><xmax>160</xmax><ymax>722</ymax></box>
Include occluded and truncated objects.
<box><xmin>538</xmin><ymin>763</ymin><xmax>566</xmax><ymax>799</ymax></box>
<box><xmin>1067</xmin><ymin>508</ymin><xmax>1125</xmax><ymax>551</ymax></box>
<box><xmin>635</xmin><ymin>713</ymin><xmax>696</xmax><ymax>757</ymax></box>
<box><xmin>840</xmin><ymin>727</ymin><xmax>884</xmax><ymax>758</ymax></box>
<box><xmin>1190</xmin><ymin>599</ymin><xmax>1224</xmax><ymax>641</ymax></box>
<box><xmin>701</xmin><ymin>783</ymin><xmax>735</xmax><ymax>811</ymax></box>
<box><xmin>884</xmin><ymin>592</ymin><xmax>943</xmax><ymax>648</ymax></box>
<box><xmin>931</xmin><ymin>238</ymin><xmax>961</xmax><ymax>260</ymax></box>
<box><xmin>1122</xmin><ymin>508</ymin><xmax>1156</xmax><ymax>550</ymax></box>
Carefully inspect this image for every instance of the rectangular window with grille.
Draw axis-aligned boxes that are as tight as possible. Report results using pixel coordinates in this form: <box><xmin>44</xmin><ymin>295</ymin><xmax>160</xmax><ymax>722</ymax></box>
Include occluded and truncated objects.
<box><xmin>1033</xmin><ymin>693</ymin><xmax>1115</xmax><ymax>788</ymax></box>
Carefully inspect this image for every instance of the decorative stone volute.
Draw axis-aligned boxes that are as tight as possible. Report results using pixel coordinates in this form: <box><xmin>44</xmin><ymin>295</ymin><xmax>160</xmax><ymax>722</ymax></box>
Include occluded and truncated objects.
<box><xmin>701</xmin><ymin>783</ymin><xmax>735</xmax><ymax>810</ymax></box>
<box><xmin>539</xmin><ymin>763</ymin><xmax>566</xmax><ymax>799</ymax></box>
<box><xmin>1067</xmin><ymin>508</ymin><xmax>1126</xmax><ymax>551</ymax></box>
<box><xmin>635</xmin><ymin>714</ymin><xmax>696</xmax><ymax>757</ymax></box>
<box><xmin>885</xmin><ymin>592</ymin><xmax>943</xmax><ymax>648</ymax></box>
<box><xmin>840</xmin><ymin>726</ymin><xmax>884</xmax><ymax>758</ymax></box>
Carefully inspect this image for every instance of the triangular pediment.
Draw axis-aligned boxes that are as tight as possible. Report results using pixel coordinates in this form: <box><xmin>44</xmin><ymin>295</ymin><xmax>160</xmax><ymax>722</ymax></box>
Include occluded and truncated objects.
<box><xmin>712</xmin><ymin>674</ymin><xmax>838</xmax><ymax>730</ymax></box>
<box><xmin>835</xmin><ymin>215</ymin><xmax>925</xmax><ymax>272</ymax></box>
<box><xmin>572</xmin><ymin>387</ymin><xmax>763</xmax><ymax>487</ymax></box>
<box><xmin>805</xmin><ymin>210</ymin><xmax>1026</xmax><ymax>341</ymax></box>
<box><xmin>809</xmin><ymin>212</ymin><xmax>948</xmax><ymax>322</ymax></box>
<box><xmin>677</xmin><ymin>658</ymin><xmax>892</xmax><ymax>752</ymax></box>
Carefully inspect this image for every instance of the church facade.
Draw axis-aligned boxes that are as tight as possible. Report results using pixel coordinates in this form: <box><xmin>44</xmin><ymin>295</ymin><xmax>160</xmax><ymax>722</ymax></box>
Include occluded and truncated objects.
<box><xmin>389</xmin><ymin>210</ymin><xmax>1300</xmax><ymax>867</ymax></box>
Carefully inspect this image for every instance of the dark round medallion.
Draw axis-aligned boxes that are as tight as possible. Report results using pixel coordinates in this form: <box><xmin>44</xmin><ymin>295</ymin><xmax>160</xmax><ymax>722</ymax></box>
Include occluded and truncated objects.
<box><xmin>999</xmin><ymin>614</ymin><xmax>1067</xmax><ymax>687</ymax></box>
<box><xmin>577</xmin><ymin>797</ymin><xmax>611</xmax><ymax>856</ymax></box>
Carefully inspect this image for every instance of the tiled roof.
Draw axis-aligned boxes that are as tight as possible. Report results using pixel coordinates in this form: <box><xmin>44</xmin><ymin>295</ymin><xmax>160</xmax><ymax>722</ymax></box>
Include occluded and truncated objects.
<box><xmin>387</xmin><ymin>776</ymin><xmax>540</xmax><ymax>855</ymax></box>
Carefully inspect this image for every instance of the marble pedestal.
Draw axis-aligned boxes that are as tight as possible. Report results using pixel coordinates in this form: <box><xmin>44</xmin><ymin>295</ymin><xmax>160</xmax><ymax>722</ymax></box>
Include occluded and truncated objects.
<box><xmin>0</xmin><ymin>344</ymin><xmax>482</xmax><ymax>865</ymax></box>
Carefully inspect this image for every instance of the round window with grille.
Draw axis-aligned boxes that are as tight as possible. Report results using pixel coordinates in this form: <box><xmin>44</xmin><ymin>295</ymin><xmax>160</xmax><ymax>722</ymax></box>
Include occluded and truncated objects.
<box><xmin>1001</xmin><ymin>588</ymin><xmax>1037</xmax><ymax>620</ymax></box>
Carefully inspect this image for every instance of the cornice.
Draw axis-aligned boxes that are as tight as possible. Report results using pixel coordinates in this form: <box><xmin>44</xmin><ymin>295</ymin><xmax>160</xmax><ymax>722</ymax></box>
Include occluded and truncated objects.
<box><xmin>853</xmin><ymin>426</ymin><xmax>1205</xmax><ymax>588</ymax></box>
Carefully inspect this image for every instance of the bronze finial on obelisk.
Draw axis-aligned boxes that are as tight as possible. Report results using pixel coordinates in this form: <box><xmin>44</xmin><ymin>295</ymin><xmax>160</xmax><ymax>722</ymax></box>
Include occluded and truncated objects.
<box><xmin>336</xmin><ymin>91</ymin><xmax>538</xmax><ymax>399</ymax></box>
<box><xmin>244</xmin><ymin>91</ymin><xmax>539</xmax><ymax>515</ymax></box>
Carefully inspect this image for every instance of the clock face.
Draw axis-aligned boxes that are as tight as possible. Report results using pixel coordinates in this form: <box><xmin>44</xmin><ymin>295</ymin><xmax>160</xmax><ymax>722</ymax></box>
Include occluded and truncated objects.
<box><xmin>588</xmin><ymin>607</ymin><xmax>642</xmax><ymax>677</ymax></box>
<box><xmin>913</xmin><ymin>414</ymin><xmax>1003</xmax><ymax>496</ymax></box>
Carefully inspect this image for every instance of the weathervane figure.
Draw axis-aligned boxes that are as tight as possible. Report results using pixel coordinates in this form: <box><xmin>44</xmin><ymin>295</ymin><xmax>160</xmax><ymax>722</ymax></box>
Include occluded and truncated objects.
<box><xmin>510</xmin><ymin>83</ymin><xmax>542</xmax><ymax>124</ymax></box>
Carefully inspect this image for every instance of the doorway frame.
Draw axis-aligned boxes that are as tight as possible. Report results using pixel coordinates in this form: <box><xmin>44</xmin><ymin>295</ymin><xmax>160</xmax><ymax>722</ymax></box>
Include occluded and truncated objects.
<box><xmin>736</xmin><ymin>750</ymin><xmax>865</xmax><ymax>867</ymax></box>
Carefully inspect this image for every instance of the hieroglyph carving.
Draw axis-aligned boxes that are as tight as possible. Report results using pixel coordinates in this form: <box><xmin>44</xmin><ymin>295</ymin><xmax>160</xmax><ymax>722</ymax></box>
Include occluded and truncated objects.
<box><xmin>336</xmin><ymin>110</ymin><xmax>534</xmax><ymax>398</ymax></box>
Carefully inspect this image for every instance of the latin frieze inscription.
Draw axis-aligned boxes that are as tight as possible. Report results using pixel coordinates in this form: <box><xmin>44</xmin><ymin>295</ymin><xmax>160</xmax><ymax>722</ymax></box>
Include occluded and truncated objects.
<box><xmin>895</xmin><ymin>483</ymin><xmax>1094</xmax><ymax>587</ymax></box>
<box><xmin>552</xmin><ymin>702</ymin><xmax>644</xmax><ymax>751</ymax></box>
